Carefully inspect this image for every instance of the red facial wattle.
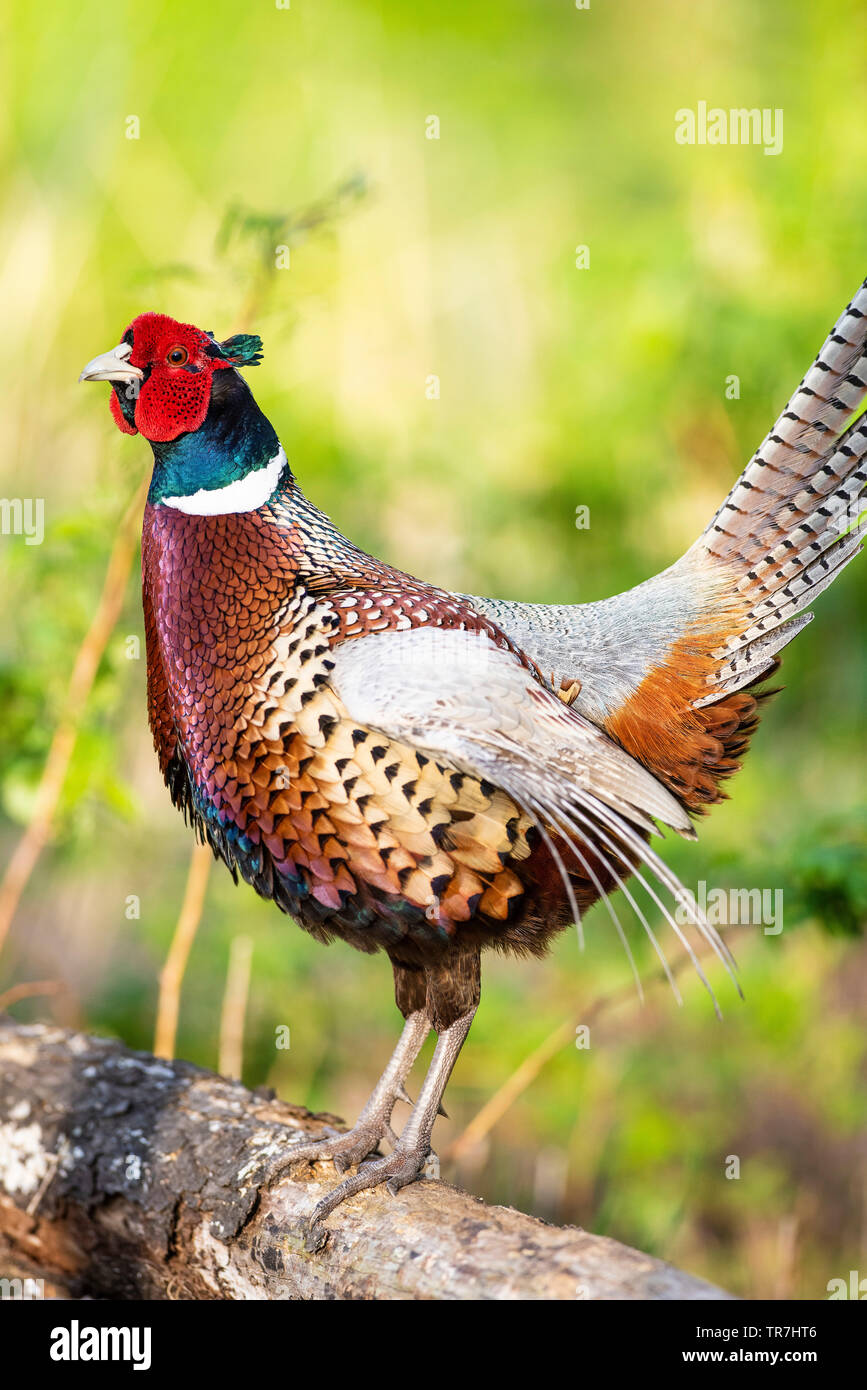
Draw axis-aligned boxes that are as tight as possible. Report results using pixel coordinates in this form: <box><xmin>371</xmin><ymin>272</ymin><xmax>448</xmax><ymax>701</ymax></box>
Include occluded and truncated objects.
<box><xmin>110</xmin><ymin>390</ymin><xmax>139</xmax><ymax>435</ymax></box>
<box><xmin>115</xmin><ymin>313</ymin><xmax>235</xmax><ymax>443</ymax></box>
<box><xmin>133</xmin><ymin>360</ymin><xmax>213</xmax><ymax>442</ymax></box>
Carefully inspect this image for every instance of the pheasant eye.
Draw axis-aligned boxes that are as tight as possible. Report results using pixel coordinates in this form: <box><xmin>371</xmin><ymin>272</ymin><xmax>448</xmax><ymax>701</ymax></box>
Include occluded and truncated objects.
<box><xmin>167</xmin><ymin>346</ymin><xmax>188</xmax><ymax>366</ymax></box>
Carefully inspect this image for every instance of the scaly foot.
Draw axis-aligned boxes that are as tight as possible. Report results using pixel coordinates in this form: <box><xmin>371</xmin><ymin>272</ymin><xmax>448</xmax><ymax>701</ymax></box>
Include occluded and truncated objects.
<box><xmin>303</xmin><ymin>1142</ymin><xmax>432</xmax><ymax>1252</ymax></box>
<box><xmin>268</xmin><ymin>1010</ymin><xmax>432</xmax><ymax>1188</ymax></box>
<box><xmin>268</xmin><ymin>1115</ymin><xmax>395</xmax><ymax>1184</ymax></box>
<box><xmin>289</xmin><ymin>1007</ymin><xmax>474</xmax><ymax>1250</ymax></box>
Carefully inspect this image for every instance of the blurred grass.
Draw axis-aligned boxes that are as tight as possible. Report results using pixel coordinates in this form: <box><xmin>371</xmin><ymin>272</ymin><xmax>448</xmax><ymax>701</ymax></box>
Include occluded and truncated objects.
<box><xmin>0</xmin><ymin>0</ymin><xmax>865</xmax><ymax>1299</ymax></box>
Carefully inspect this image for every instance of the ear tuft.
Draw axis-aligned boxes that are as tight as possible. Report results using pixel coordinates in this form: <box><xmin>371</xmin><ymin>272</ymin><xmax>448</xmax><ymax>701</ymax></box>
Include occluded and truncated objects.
<box><xmin>209</xmin><ymin>333</ymin><xmax>264</xmax><ymax>368</ymax></box>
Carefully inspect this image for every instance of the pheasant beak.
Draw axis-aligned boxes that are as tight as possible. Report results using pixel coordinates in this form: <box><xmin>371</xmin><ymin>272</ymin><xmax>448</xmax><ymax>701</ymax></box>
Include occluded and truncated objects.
<box><xmin>78</xmin><ymin>342</ymin><xmax>144</xmax><ymax>384</ymax></box>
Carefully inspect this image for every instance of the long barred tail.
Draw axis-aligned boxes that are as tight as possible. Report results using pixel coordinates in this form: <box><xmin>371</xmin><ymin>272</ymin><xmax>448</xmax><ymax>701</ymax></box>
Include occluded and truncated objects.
<box><xmin>469</xmin><ymin>275</ymin><xmax>867</xmax><ymax>813</ymax></box>
<box><xmin>693</xmin><ymin>276</ymin><xmax>867</xmax><ymax>704</ymax></box>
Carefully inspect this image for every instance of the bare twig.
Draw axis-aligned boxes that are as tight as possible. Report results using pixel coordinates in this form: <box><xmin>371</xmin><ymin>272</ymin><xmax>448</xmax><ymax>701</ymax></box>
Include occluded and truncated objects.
<box><xmin>218</xmin><ymin>933</ymin><xmax>254</xmax><ymax>1080</ymax></box>
<box><xmin>24</xmin><ymin>1136</ymin><xmax>71</xmax><ymax>1218</ymax></box>
<box><xmin>154</xmin><ymin>842</ymin><xmax>213</xmax><ymax>1060</ymax></box>
<box><xmin>0</xmin><ymin>979</ymin><xmax>66</xmax><ymax>1011</ymax></box>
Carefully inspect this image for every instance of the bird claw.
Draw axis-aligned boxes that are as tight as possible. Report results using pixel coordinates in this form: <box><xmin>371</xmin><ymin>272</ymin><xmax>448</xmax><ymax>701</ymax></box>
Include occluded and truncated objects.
<box><xmin>298</xmin><ymin>1144</ymin><xmax>430</xmax><ymax>1253</ymax></box>
<box><xmin>268</xmin><ymin>1120</ymin><xmax>385</xmax><ymax>1184</ymax></box>
<box><xmin>303</xmin><ymin>1220</ymin><xmax>329</xmax><ymax>1254</ymax></box>
<box><xmin>302</xmin><ymin>1143</ymin><xmax>431</xmax><ymax>1244</ymax></box>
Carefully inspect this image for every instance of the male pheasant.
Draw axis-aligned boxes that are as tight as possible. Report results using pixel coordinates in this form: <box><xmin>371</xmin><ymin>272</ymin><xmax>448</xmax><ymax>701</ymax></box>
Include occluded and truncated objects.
<box><xmin>80</xmin><ymin>282</ymin><xmax>866</xmax><ymax>1245</ymax></box>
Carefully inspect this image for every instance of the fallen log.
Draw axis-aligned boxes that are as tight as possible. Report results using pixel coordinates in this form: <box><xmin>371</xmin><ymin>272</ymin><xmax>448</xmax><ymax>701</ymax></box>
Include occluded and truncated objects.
<box><xmin>0</xmin><ymin>1016</ymin><xmax>732</xmax><ymax>1300</ymax></box>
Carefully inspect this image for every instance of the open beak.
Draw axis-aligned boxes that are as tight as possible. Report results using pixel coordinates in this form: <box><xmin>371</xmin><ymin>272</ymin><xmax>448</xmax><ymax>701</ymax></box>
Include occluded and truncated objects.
<box><xmin>78</xmin><ymin>342</ymin><xmax>144</xmax><ymax>384</ymax></box>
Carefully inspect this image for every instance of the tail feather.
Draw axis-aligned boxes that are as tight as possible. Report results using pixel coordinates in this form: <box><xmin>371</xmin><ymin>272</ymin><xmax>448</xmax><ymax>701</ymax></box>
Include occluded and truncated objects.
<box><xmin>467</xmin><ymin>273</ymin><xmax>867</xmax><ymax>809</ymax></box>
<box><xmin>692</xmin><ymin>279</ymin><xmax>867</xmax><ymax>705</ymax></box>
<box><xmin>704</xmin><ymin>277</ymin><xmax>867</xmax><ymax>568</ymax></box>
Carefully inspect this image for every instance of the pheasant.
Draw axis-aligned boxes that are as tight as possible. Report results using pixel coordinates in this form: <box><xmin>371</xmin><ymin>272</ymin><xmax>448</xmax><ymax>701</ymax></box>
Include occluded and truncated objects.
<box><xmin>79</xmin><ymin>282</ymin><xmax>866</xmax><ymax>1246</ymax></box>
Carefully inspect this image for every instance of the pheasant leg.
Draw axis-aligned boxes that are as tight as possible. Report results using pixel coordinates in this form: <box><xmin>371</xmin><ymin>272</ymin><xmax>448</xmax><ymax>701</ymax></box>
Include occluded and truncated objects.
<box><xmin>303</xmin><ymin>1006</ymin><xmax>476</xmax><ymax>1251</ymax></box>
<box><xmin>270</xmin><ymin>1009</ymin><xmax>431</xmax><ymax>1179</ymax></box>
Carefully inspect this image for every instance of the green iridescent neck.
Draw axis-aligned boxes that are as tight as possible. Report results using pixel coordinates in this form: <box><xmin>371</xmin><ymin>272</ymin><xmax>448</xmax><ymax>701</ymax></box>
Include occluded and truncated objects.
<box><xmin>146</xmin><ymin>370</ymin><xmax>281</xmax><ymax>504</ymax></box>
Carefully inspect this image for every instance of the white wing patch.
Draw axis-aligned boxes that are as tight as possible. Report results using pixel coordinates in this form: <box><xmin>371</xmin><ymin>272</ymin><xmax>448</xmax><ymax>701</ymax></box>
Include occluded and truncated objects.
<box><xmin>330</xmin><ymin>626</ymin><xmax>690</xmax><ymax>835</ymax></box>
<box><xmin>330</xmin><ymin>626</ymin><xmax>737</xmax><ymax>1011</ymax></box>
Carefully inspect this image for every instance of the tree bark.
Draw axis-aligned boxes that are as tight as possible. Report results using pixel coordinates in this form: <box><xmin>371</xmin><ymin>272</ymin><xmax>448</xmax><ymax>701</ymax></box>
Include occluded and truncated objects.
<box><xmin>0</xmin><ymin>1016</ymin><xmax>732</xmax><ymax>1301</ymax></box>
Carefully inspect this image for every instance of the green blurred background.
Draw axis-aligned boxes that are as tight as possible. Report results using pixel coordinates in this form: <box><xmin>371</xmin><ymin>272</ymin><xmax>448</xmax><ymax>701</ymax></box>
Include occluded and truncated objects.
<box><xmin>1</xmin><ymin>0</ymin><xmax>865</xmax><ymax>1299</ymax></box>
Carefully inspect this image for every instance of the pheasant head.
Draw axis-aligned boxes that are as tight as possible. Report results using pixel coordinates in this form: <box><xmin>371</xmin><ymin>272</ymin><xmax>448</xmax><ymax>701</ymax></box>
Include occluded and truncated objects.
<box><xmin>79</xmin><ymin>313</ymin><xmax>281</xmax><ymax>510</ymax></box>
